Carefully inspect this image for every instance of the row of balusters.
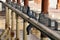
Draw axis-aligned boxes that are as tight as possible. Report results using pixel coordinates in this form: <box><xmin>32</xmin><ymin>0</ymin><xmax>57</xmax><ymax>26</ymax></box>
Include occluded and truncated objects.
<box><xmin>7</xmin><ymin>0</ymin><xmax>58</xmax><ymax>30</ymax></box>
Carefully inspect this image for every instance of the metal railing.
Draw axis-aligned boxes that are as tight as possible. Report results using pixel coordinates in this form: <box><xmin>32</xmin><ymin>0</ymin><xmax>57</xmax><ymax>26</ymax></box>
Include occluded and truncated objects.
<box><xmin>0</xmin><ymin>1</ymin><xmax>60</xmax><ymax>40</ymax></box>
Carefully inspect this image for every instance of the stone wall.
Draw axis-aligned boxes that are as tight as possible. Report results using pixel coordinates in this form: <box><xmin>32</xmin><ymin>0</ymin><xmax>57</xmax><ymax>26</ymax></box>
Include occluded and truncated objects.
<box><xmin>34</xmin><ymin>0</ymin><xmax>41</xmax><ymax>4</ymax></box>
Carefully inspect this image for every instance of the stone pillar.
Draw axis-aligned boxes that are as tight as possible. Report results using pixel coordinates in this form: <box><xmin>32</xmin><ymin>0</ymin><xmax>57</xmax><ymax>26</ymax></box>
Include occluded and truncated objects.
<box><xmin>16</xmin><ymin>0</ymin><xmax>21</xmax><ymax>40</ymax></box>
<box><xmin>41</xmin><ymin>0</ymin><xmax>49</xmax><ymax>40</ymax></box>
<box><xmin>57</xmin><ymin>0</ymin><xmax>60</xmax><ymax>9</ymax></box>
<box><xmin>24</xmin><ymin>0</ymin><xmax>28</xmax><ymax>6</ymax></box>
<box><xmin>17</xmin><ymin>0</ymin><xmax>20</xmax><ymax>5</ymax></box>
<box><xmin>41</xmin><ymin>0</ymin><xmax>49</xmax><ymax>14</ymax></box>
<box><xmin>11</xmin><ymin>0</ymin><xmax>16</xmax><ymax>40</ymax></box>
<box><xmin>23</xmin><ymin>20</ymin><xmax>28</xmax><ymax>40</ymax></box>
